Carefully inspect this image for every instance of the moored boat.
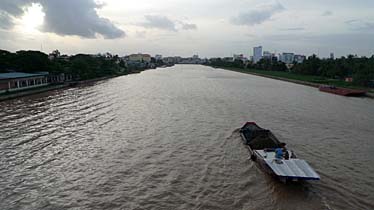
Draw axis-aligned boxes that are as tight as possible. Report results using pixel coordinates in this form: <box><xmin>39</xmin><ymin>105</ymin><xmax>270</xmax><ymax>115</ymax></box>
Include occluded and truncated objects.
<box><xmin>319</xmin><ymin>85</ymin><xmax>366</xmax><ymax>96</ymax></box>
<box><xmin>240</xmin><ymin>122</ymin><xmax>320</xmax><ymax>182</ymax></box>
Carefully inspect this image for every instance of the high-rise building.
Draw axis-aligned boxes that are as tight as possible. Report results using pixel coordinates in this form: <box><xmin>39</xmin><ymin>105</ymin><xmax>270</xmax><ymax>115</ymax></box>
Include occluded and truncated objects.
<box><xmin>330</xmin><ymin>53</ymin><xmax>335</xmax><ymax>60</ymax></box>
<box><xmin>253</xmin><ymin>46</ymin><xmax>263</xmax><ymax>63</ymax></box>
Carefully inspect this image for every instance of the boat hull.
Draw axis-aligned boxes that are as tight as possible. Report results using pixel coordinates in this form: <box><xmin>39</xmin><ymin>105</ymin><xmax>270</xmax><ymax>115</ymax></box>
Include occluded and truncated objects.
<box><xmin>319</xmin><ymin>86</ymin><xmax>366</xmax><ymax>96</ymax></box>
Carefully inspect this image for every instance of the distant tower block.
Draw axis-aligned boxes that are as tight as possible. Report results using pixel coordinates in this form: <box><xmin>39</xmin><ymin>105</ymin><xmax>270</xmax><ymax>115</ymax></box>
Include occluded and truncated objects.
<box><xmin>253</xmin><ymin>46</ymin><xmax>263</xmax><ymax>63</ymax></box>
<box><xmin>330</xmin><ymin>53</ymin><xmax>335</xmax><ymax>60</ymax></box>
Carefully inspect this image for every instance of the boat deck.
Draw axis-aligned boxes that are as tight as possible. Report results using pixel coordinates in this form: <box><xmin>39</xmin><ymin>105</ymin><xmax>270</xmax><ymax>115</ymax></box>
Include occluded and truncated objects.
<box><xmin>255</xmin><ymin>150</ymin><xmax>320</xmax><ymax>180</ymax></box>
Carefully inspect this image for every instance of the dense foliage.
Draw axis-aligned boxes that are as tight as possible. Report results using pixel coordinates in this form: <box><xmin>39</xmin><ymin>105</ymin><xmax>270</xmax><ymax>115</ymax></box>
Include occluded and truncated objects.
<box><xmin>292</xmin><ymin>54</ymin><xmax>374</xmax><ymax>86</ymax></box>
<box><xmin>0</xmin><ymin>49</ymin><xmax>130</xmax><ymax>80</ymax></box>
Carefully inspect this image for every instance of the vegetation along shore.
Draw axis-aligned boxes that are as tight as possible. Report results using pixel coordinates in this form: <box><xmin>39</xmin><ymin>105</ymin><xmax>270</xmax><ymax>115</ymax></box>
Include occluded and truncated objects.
<box><xmin>0</xmin><ymin>49</ymin><xmax>167</xmax><ymax>101</ymax></box>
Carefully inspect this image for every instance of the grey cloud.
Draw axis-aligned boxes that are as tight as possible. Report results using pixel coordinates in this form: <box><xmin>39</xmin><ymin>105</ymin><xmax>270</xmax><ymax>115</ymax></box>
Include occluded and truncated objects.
<box><xmin>345</xmin><ymin>19</ymin><xmax>374</xmax><ymax>31</ymax></box>
<box><xmin>231</xmin><ymin>1</ymin><xmax>285</xmax><ymax>26</ymax></box>
<box><xmin>0</xmin><ymin>0</ymin><xmax>31</xmax><ymax>16</ymax></box>
<box><xmin>142</xmin><ymin>15</ymin><xmax>177</xmax><ymax>31</ymax></box>
<box><xmin>322</xmin><ymin>10</ymin><xmax>333</xmax><ymax>16</ymax></box>
<box><xmin>40</xmin><ymin>0</ymin><xmax>125</xmax><ymax>39</ymax></box>
<box><xmin>0</xmin><ymin>0</ymin><xmax>125</xmax><ymax>39</ymax></box>
<box><xmin>141</xmin><ymin>15</ymin><xmax>197</xmax><ymax>31</ymax></box>
<box><xmin>0</xmin><ymin>0</ymin><xmax>31</xmax><ymax>29</ymax></box>
<box><xmin>0</xmin><ymin>12</ymin><xmax>13</xmax><ymax>29</ymax></box>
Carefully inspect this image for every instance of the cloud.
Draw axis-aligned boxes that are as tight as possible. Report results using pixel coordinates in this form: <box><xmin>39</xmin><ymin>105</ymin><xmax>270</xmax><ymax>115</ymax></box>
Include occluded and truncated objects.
<box><xmin>40</xmin><ymin>0</ymin><xmax>125</xmax><ymax>39</ymax></box>
<box><xmin>322</xmin><ymin>10</ymin><xmax>333</xmax><ymax>16</ymax></box>
<box><xmin>345</xmin><ymin>19</ymin><xmax>374</xmax><ymax>31</ymax></box>
<box><xmin>0</xmin><ymin>0</ymin><xmax>30</xmax><ymax>16</ymax></box>
<box><xmin>140</xmin><ymin>15</ymin><xmax>197</xmax><ymax>31</ymax></box>
<box><xmin>231</xmin><ymin>1</ymin><xmax>285</xmax><ymax>26</ymax></box>
<box><xmin>0</xmin><ymin>0</ymin><xmax>125</xmax><ymax>39</ymax></box>
<box><xmin>0</xmin><ymin>0</ymin><xmax>31</xmax><ymax>29</ymax></box>
<box><xmin>136</xmin><ymin>30</ymin><xmax>147</xmax><ymax>38</ymax></box>
<box><xmin>263</xmin><ymin>33</ymin><xmax>374</xmax><ymax>56</ymax></box>
<box><xmin>0</xmin><ymin>12</ymin><xmax>13</xmax><ymax>29</ymax></box>
<box><xmin>142</xmin><ymin>15</ymin><xmax>177</xmax><ymax>31</ymax></box>
<box><xmin>181</xmin><ymin>23</ymin><xmax>197</xmax><ymax>30</ymax></box>
<box><xmin>280</xmin><ymin>27</ymin><xmax>305</xmax><ymax>31</ymax></box>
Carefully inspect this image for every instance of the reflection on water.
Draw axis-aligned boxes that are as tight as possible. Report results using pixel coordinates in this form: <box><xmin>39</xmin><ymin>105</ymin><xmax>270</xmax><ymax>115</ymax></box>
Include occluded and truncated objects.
<box><xmin>1</xmin><ymin>65</ymin><xmax>373</xmax><ymax>210</ymax></box>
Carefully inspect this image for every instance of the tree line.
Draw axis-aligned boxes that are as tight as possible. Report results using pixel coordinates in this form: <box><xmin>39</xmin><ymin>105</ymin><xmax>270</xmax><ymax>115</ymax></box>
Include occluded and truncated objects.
<box><xmin>0</xmin><ymin>49</ymin><xmax>131</xmax><ymax>80</ymax></box>
<box><xmin>291</xmin><ymin>55</ymin><xmax>374</xmax><ymax>87</ymax></box>
<box><xmin>209</xmin><ymin>55</ymin><xmax>374</xmax><ymax>87</ymax></box>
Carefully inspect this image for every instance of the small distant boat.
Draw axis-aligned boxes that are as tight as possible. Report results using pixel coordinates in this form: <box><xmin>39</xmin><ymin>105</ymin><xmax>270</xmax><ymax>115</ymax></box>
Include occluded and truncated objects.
<box><xmin>240</xmin><ymin>122</ymin><xmax>320</xmax><ymax>182</ymax></box>
<box><xmin>319</xmin><ymin>85</ymin><xmax>366</xmax><ymax>96</ymax></box>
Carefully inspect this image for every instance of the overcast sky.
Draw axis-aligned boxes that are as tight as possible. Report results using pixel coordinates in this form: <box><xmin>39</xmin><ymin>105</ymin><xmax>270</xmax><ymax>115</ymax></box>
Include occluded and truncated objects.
<box><xmin>0</xmin><ymin>0</ymin><xmax>374</xmax><ymax>58</ymax></box>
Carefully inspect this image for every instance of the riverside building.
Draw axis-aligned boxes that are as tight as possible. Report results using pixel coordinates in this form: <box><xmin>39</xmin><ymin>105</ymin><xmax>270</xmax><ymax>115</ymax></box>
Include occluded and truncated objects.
<box><xmin>0</xmin><ymin>72</ymin><xmax>49</xmax><ymax>94</ymax></box>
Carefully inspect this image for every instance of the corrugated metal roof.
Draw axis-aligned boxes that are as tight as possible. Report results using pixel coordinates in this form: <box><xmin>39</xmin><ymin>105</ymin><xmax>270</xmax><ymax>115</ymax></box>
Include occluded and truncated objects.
<box><xmin>264</xmin><ymin>159</ymin><xmax>320</xmax><ymax>180</ymax></box>
<box><xmin>256</xmin><ymin>150</ymin><xmax>320</xmax><ymax>180</ymax></box>
<box><xmin>0</xmin><ymin>72</ymin><xmax>48</xmax><ymax>80</ymax></box>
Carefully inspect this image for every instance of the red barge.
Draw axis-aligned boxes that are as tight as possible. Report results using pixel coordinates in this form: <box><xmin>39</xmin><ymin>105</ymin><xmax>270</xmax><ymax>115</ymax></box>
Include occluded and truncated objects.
<box><xmin>319</xmin><ymin>85</ymin><xmax>367</xmax><ymax>96</ymax></box>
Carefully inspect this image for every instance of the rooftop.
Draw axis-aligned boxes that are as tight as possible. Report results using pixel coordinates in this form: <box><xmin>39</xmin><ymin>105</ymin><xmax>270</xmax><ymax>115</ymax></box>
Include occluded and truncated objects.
<box><xmin>0</xmin><ymin>72</ymin><xmax>49</xmax><ymax>80</ymax></box>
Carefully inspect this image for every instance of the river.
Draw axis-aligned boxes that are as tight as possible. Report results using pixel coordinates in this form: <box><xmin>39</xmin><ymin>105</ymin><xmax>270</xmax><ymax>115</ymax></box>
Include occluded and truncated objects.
<box><xmin>1</xmin><ymin>65</ymin><xmax>373</xmax><ymax>210</ymax></box>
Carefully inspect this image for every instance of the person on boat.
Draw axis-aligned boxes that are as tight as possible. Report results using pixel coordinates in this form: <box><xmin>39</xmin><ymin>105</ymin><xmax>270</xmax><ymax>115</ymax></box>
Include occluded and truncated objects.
<box><xmin>275</xmin><ymin>143</ymin><xmax>287</xmax><ymax>159</ymax></box>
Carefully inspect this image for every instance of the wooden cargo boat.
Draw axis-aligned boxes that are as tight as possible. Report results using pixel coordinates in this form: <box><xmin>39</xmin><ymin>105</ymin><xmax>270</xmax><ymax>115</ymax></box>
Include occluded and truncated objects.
<box><xmin>240</xmin><ymin>122</ymin><xmax>320</xmax><ymax>182</ymax></box>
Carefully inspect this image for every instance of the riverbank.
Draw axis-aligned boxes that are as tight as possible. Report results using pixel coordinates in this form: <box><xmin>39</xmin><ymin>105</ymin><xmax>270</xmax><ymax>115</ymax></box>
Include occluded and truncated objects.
<box><xmin>0</xmin><ymin>75</ymin><xmax>118</xmax><ymax>102</ymax></box>
<box><xmin>210</xmin><ymin>66</ymin><xmax>374</xmax><ymax>98</ymax></box>
<box><xmin>0</xmin><ymin>66</ymin><xmax>169</xmax><ymax>102</ymax></box>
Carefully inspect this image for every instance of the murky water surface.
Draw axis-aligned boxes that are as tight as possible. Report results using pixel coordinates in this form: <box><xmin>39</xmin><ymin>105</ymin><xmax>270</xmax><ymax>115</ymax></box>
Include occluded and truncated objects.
<box><xmin>1</xmin><ymin>65</ymin><xmax>374</xmax><ymax>210</ymax></box>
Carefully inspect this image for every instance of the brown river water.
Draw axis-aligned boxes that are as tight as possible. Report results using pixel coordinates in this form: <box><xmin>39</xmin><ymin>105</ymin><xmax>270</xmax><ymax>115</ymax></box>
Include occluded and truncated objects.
<box><xmin>1</xmin><ymin>65</ymin><xmax>374</xmax><ymax>210</ymax></box>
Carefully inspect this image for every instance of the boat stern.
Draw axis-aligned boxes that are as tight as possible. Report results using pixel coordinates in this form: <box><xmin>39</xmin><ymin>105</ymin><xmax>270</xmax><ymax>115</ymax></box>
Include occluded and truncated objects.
<box><xmin>264</xmin><ymin>158</ymin><xmax>320</xmax><ymax>181</ymax></box>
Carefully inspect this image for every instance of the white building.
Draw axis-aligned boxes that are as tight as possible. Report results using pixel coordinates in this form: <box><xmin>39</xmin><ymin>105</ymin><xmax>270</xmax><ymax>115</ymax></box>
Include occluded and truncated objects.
<box><xmin>253</xmin><ymin>46</ymin><xmax>263</xmax><ymax>63</ymax></box>
<box><xmin>128</xmin><ymin>53</ymin><xmax>151</xmax><ymax>63</ymax></box>
<box><xmin>0</xmin><ymin>72</ymin><xmax>50</xmax><ymax>94</ymax></box>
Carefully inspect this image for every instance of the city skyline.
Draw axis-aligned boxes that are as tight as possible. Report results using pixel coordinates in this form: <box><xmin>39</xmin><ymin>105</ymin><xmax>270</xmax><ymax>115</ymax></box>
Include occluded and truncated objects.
<box><xmin>1</xmin><ymin>0</ymin><xmax>374</xmax><ymax>58</ymax></box>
